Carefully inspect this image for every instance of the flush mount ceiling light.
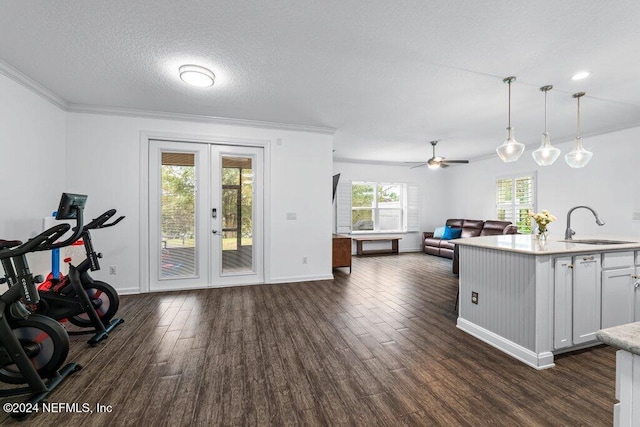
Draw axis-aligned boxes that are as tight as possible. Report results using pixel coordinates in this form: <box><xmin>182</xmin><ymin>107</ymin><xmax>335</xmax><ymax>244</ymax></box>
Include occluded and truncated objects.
<box><xmin>179</xmin><ymin>64</ymin><xmax>215</xmax><ymax>87</ymax></box>
<box><xmin>496</xmin><ymin>76</ymin><xmax>525</xmax><ymax>162</ymax></box>
<box><xmin>532</xmin><ymin>85</ymin><xmax>561</xmax><ymax>166</ymax></box>
<box><xmin>571</xmin><ymin>71</ymin><xmax>591</xmax><ymax>81</ymax></box>
<box><xmin>565</xmin><ymin>92</ymin><xmax>593</xmax><ymax>168</ymax></box>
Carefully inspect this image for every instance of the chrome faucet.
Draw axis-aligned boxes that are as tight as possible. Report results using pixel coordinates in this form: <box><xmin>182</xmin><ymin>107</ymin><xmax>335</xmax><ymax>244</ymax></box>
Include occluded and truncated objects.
<box><xmin>565</xmin><ymin>205</ymin><xmax>605</xmax><ymax>240</ymax></box>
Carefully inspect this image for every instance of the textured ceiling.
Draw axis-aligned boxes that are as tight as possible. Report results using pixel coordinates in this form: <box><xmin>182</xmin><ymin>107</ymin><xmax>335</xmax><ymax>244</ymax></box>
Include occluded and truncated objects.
<box><xmin>1</xmin><ymin>1</ymin><xmax>639</xmax><ymax>163</ymax></box>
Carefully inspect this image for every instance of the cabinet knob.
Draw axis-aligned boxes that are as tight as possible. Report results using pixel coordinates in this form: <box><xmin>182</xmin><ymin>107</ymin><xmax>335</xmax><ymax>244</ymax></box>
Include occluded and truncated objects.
<box><xmin>582</xmin><ymin>256</ymin><xmax>595</xmax><ymax>262</ymax></box>
<box><xmin>568</xmin><ymin>264</ymin><xmax>574</xmax><ymax>269</ymax></box>
<box><xmin>633</xmin><ymin>275</ymin><xmax>639</xmax><ymax>280</ymax></box>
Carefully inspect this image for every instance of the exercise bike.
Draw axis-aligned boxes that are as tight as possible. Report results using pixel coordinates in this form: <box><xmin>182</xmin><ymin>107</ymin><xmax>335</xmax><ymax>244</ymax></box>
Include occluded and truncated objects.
<box><xmin>0</xmin><ymin>193</ymin><xmax>86</xmax><ymax>418</ymax></box>
<box><xmin>32</xmin><ymin>209</ymin><xmax>125</xmax><ymax>346</ymax></box>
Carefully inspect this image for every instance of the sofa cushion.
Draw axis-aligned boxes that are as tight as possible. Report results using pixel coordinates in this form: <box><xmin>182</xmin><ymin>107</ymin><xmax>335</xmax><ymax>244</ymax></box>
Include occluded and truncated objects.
<box><xmin>433</xmin><ymin>226</ymin><xmax>446</xmax><ymax>239</ymax></box>
<box><xmin>440</xmin><ymin>240</ymin><xmax>456</xmax><ymax>250</ymax></box>
<box><xmin>481</xmin><ymin>220</ymin><xmax>515</xmax><ymax>236</ymax></box>
<box><xmin>424</xmin><ymin>237</ymin><xmax>443</xmax><ymax>247</ymax></box>
<box><xmin>442</xmin><ymin>226</ymin><xmax>462</xmax><ymax>240</ymax></box>
<box><xmin>460</xmin><ymin>219</ymin><xmax>484</xmax><ymax>238</ymax></box>
<box><xmin>446</xmin><ymin>219</ymin><xmax>464</xmax><ymax>228</ymax></box>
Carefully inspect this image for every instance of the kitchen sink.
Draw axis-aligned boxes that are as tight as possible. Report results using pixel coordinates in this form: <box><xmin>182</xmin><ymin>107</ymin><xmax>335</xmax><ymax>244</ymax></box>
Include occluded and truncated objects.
<box><xmin>562</xmin><ymin>239</ymin><xmax>636</xmax><ymax>245</ymax></box>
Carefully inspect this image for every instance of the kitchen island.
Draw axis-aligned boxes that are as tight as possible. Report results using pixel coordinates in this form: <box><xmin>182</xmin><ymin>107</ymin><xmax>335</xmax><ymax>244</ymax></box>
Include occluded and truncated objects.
<box><xmin>597</xmin><ymin>322</ymin><xmax>640</xmax><ymax>426</ymax></box>
<box><xmin>455</xmin><ymin>234</ymin><xmax>640</xmax><ymax>369</ymax></box>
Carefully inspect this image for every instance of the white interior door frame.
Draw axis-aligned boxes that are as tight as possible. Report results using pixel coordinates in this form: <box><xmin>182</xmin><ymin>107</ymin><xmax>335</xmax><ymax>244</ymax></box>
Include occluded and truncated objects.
<box><xmin>139</xmin><ymin>131</ymin><xmax>271</xmax><ymax>293</ymax></box>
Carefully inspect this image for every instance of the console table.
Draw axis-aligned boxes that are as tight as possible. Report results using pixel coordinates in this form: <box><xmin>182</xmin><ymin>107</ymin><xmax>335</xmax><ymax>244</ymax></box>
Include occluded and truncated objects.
<box><xmin>352</xmin><ymin>236</ymin><xmax>401</xmax><ymax>256</ymax></box>
<box><xmin>332</xmin><ymin>234</ymin><xmax>352</xmax><ymax>272</ymax></box>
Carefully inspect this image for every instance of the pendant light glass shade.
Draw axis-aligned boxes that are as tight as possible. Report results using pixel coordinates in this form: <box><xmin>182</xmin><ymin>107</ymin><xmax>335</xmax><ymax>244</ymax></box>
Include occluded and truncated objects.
<box><xmin>565</xmin><ymin>92</ymin><xmax>593</xmax><ymax>168</ymax></box>
<box><xmin>565</xmin><ymin>137</ymin><xmax>593</xmax><ymax>168</ymax></box>
<box><xmin>496</xmin><ymin>76</ymin><xmax>525</xmax><ymax>162</ymax></box>
<box><xmin>497</xmin><ymin>127</ymin><xmax>525</xmax><ymax>162</ymax></box>
<box><xmin>532</xmin><ymin>85</ymin><xmax>561</xmax><ymax>166</ymax></box>
<box><xmin>532</xmin><ymin>132</ymin><xmax>561</xmax><ymax>165</ymax></box>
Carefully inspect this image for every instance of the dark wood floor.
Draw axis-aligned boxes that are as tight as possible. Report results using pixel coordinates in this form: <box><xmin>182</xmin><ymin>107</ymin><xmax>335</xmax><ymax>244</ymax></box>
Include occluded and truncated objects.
<box><xmin>2</xmin><ymin>253</ymin><xmax>616</xmax><ymax>426</ymax></box>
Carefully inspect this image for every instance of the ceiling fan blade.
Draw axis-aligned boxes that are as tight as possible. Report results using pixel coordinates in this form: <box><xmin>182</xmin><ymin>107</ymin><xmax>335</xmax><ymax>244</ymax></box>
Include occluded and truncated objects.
<box><xmin>441</xmin><ymin>160</ymin><xmax>469</xmax><ymax>164</ymax></box>
<box><xmin>409</xmin><ymin>163</ymin><xmax>428</xmax><ymax>169</ymax></box>
<box><xmin>440</xmin><ymin>163</ymin><xmax>450</xmax><ymax>168</ymax></box>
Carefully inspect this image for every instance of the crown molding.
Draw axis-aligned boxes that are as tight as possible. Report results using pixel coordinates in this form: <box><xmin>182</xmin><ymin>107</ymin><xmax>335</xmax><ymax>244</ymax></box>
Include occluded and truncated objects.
<box><xmin>0</xmin><ymin>57</ymin><xmax>335</xmax><ymax>135</ymax></box>
<box><xmin>67</xmin><ymin>103</ymin><xmax>336</xmax><ymax>135</ymax></box>
<box><xmin>0</xmin><ymin>59</ymin><xmax>68</xmax><ymax>110</ymax></box>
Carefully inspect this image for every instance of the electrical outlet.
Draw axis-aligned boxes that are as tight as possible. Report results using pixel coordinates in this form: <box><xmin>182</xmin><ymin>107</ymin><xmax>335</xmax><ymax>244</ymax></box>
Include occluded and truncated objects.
<box><xmin>109</xmin><ymin>265</ymin><xmax>117</xmax><ymax>275</ymax></box>
<box><xmin>471</xmin><ymin>291</ymin><xmax>478</xmax><ymax>305</ymax></box>
<box><xmin>286</xmin><ymin>212</ymin><xmax>297</xmax><ymax>220</ymax></box>
<box><xmin>302</xmin><ymin>256</ymin><xmax>308</xmax><ymax>264</ymax></box>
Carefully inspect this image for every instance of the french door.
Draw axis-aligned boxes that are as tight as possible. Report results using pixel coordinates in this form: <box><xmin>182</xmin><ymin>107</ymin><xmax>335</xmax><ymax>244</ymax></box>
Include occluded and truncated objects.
<box><xmin>149</xmin><ymin>140</ymin><xmax>263</xmax><ymax>291</ymax></box>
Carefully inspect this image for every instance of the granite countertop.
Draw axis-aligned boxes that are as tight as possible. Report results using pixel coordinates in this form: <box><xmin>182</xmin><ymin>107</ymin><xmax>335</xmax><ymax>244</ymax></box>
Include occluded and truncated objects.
<box><xmin>597</xmin><ymin>322</ymin><xmax>640</xmax><ymax>355</ymax></box>
<box><xmin>454</xmin><ymin>234</ymin><xmax>640</xmax><ymax>256</ymax></box>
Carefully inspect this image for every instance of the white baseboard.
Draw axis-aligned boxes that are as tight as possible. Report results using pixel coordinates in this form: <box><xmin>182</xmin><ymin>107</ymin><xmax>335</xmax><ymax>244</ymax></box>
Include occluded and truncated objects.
<box><xmin>457</xmin><ymin>318</ymin><xmax>555</xmax><ymax>370</ymax></box>
<box><xmin>116</xmin><ymin>287</ymin><xmax>141</xmax><ymax>295</ymax></box>
<box><xmin>268</xmin><ymin>274</ymin><xmax>334</xmax><ymax>284</ymax></box>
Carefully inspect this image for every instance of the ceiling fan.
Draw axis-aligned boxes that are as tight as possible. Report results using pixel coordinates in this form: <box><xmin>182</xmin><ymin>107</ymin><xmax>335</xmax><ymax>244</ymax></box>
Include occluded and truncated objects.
<box><xmin>411</xmin><ymin>140</ymin><xmax>470</xmax><ymax>169</ymax></box>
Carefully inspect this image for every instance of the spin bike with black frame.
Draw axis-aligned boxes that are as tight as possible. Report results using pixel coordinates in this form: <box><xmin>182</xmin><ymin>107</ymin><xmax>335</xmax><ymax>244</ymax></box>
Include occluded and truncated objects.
<box><xmin>0</xmin><ymin>193</ymin><xmax>87</xmax><ymax>418</ymax></box>
<box><xmin>30</xmin><ymin>209</ymin><xmax>125</xmax><ymax>346</ymax></box>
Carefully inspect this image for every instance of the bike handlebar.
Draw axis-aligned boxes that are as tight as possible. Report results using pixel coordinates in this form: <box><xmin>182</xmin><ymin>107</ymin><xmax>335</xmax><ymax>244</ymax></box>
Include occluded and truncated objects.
<box><xmin>0</xmin><ymin>223</ymin><xmax>71</xmax><ymax>258</ymax></box>
<box><xmin>83</xmin><ymin>209</ymin><xmax>124</xmax><ymax>230</ymax></box>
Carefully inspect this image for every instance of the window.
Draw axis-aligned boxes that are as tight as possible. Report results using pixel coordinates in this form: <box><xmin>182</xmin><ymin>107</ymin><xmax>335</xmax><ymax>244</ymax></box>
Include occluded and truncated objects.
<box><xmin>496</xmin><ymin>173</ymin><xmax>536</xmax><ymax>233</ymax></box>
<box><xmin>352</xmin><ymin>182</ymin><xmax>404</xmax><ymax>232</ymax></box>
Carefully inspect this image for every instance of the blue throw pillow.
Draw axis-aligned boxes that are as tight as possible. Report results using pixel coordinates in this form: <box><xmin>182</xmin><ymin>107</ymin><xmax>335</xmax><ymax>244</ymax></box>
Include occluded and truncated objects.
<box><xmin>433</xmin><ymin>226</ymin><xmax>446</xmax><ymax>239</ymax></box>
<box><xmin>442</xmin><ymin>226</ymin><xmax>462</xmax><ymax>240</ymax></box>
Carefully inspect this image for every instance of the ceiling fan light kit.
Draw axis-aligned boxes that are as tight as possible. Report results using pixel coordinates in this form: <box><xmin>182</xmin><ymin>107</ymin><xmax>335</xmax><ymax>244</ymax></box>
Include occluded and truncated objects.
<box><xmin>496</xmin><ymin>77</ymin><xmax>593</xmax><ymax>168</ymax></box>
<box><xmin>532</xmin><ymin>85</ymin><xmax>561</xmax><ymax>166</ymax></box>
<box><xmin>410</xmin><ymin>141</ymin><xmax>469</xmax><ymax>170</ymax></box>
<box><xmin>565</xmin><ymin>92</ymin><xmax>593</xmax><ymax>168</ymax></box>
<box><xmin>496</xmin><ymin>76</ymin><xmax>525</xmax><ymax>162</ymax></box>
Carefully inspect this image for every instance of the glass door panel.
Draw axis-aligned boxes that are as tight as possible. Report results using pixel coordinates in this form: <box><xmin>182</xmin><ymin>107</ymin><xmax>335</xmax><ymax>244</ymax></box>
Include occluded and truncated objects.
<box><xmin>221</xmin><ymin>156</ymin><xmax>253</xmax><ymax>273</ymax></box>
<box><xmin>211</xmin><ymin>146</ymin><xmax>263</xmax><ymax>286</ymax></box>
<box><xmin>160</xmin><ymin>152</ymin><xmax>197</xmax><ymax>278</ymax></box>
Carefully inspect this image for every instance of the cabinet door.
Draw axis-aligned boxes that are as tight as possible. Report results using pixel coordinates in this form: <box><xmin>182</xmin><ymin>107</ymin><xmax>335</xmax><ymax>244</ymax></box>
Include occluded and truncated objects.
<box><xmin>573</xmin><ymin>254</ymin><xmax>601</xmax><ymax>345</ymax></box>
<box><xmin>554</xmin><ymin>257</ymin><xmax>573</xmax><ymax>350</ymax></box>
<box><xmin>601</xmin><ymin>267</ymin><xmax>635</xmax><ymax>329</ymax></box>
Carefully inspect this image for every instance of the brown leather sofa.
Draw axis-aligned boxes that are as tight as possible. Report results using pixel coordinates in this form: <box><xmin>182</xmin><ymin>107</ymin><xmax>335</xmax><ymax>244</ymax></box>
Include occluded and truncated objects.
<box><xmin>422</xmin><ymin>219</ymin><xmax>518</xmax><ymax>273</ymax></box>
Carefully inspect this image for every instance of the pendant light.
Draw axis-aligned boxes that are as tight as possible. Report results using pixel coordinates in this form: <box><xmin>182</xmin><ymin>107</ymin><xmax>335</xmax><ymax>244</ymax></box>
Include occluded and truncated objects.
<box><xmin>564</xmin><ymin>92</ymin><xmax>593</xmax><ymax>168</ymax></box>
<box><xmin>496</xmin><ymin>76</ymin><xmax>525</xmax><ymax>162</ymax></box>
<box><xmin>532</xmin><ymin>85</ymin><xmax>561</xmax><ymax>166</ymax></box>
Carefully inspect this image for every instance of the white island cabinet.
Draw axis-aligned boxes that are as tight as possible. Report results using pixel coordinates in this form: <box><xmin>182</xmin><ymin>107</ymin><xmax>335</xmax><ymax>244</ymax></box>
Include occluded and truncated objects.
<box><xmin>455</xmin><ymin>234</ymin><xmax>640</xmax><ymax>369</ymax></box>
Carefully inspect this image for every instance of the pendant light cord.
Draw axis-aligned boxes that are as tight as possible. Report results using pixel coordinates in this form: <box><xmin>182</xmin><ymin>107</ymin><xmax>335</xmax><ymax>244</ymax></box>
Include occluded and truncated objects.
<box><xmin>577</xmin><ymin>96</ymin><xmax>581</xmax><ymax>138</ymax></box>
<box><xmin>544</xmin><ymin>90</ymin><xmax>547</xmax><ymax>133</ymax></box>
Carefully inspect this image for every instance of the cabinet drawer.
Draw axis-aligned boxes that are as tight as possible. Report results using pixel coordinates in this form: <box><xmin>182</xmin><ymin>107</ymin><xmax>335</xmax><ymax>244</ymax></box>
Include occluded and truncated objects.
<box><xmin>602</xmin><ymin>252</ymin><xmax>634</xmax><ymax>269</ymax></box>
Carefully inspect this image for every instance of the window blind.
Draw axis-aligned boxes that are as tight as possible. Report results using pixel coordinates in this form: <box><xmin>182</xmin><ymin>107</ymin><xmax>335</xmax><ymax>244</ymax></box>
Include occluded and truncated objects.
<box><xmin>496</xmin><ymin>174</ymin><xmax>535</xmax><ymax>233</ymax></box>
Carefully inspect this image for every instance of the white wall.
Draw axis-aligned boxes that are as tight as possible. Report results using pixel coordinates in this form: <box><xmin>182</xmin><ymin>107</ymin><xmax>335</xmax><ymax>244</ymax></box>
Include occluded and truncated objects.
<box><xmin>65</xmin><ymin>113</ymin><xmax>333</xmax><ymax>293</ymax></box>
<box><xmin>333</xmin><ymin>161</ymin><xmax>449</xmax><ymax>252</ymax></box>
<box><xmin>441</xmin><ymin>126</ymin><xmax>640</xmax><ymax>239</ymax></box>
<box><xmin>0</xmin><ymin>74</ymin><xmax>67</xmax><ymax>275</ymax></box>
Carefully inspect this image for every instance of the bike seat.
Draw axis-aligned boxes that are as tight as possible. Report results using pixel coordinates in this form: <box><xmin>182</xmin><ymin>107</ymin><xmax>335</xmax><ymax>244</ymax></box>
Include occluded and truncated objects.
<box><xmin>0</xmin><ymin>239</ymin><xmax>22</xmax><ymax>249</ymax></box>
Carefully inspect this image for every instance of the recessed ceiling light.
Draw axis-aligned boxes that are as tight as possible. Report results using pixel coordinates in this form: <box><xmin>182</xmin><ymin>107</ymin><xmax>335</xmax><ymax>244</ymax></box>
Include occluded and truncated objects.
<box><xmin>179</xmin><ymin>64</ymin><xmax>215</xmax><ymax>87</ymax></box>
<box><xmin>571</xmin><ymin>71</ymin><xmax>590</xmax><ymax>81</ymax></box>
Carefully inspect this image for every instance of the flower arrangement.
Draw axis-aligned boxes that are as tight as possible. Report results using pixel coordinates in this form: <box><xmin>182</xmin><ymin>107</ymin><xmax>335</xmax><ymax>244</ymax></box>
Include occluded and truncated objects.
<box><xmin>528</xmin><ymin>209</ymin><xmax>557</xmax><ymax>237</ymax></box>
